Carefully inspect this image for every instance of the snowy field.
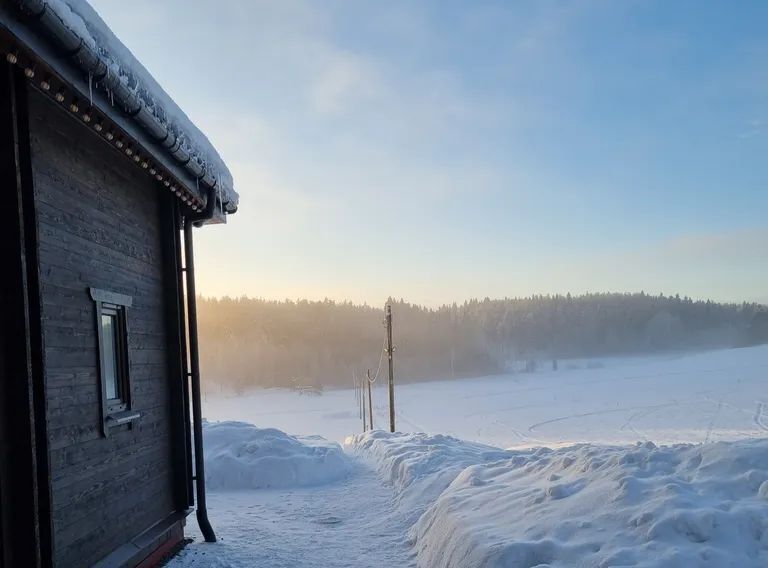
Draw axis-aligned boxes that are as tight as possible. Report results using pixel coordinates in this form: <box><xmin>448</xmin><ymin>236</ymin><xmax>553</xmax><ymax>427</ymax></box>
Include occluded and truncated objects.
<box><xmin>202</xmin><ymin>345</ymin><xmax>768</xmax><ymax>449</ymax></box>
<box><xmin>171</xmin><ymin>345</ymin><xmax>768</xmax><ymax>567</ymax></box>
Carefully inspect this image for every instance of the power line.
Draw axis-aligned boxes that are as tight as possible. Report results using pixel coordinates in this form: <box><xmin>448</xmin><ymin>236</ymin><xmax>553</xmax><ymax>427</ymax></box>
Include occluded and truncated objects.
<box><xmin>369</xmin><ymin>338</ymin><xmax>387</xmax><ymax>383</ymax></box>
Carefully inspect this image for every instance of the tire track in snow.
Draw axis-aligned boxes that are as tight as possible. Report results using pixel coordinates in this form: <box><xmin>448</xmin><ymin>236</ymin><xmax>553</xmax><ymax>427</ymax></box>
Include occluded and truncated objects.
<box><xmin>528</xmin><ymin>402</ymin><xmax>678</xmax><ymax>433</ymax></box>
<box><xmin>704</xmin><ymin>395</ymin><xmax>726</xmax><ymax>444</ymax></box>
<box><xmin>753</xmin><ymin>402</ymin><xmax>768</xmax><ymax>432</ymax></box>
<box><xmin>703</xmin><ymin>396</ymin><xmax>752</xmax><ymax>416</ymax></box>
<box><xmin>619</xmin><ymin>406</ymin><xmax>669</xmax><ymax>441</ymax></box>
<box><xmin>477</xmin><ymin>418</ymin><xmax>548</xmax><ymax>447</ymax></box>
<box><xmin>702</xmin><ymin>395</ymin><xmax>768</xmax><ymax>434</ymax></box>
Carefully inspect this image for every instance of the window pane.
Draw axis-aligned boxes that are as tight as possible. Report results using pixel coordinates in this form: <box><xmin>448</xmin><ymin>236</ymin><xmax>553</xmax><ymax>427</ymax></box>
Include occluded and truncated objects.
<box><xmin>101</xmin><ymin>314</ymin><xmax>119</xmax><ymax>400</ymax></box>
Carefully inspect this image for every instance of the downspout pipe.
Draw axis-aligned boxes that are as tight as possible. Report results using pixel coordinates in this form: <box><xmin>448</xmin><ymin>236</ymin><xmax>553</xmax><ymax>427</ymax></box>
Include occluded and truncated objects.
<box><xmin>183</xmin><ymin>187</ymin><xmax>217</xmax><ymax>543</ymax></box>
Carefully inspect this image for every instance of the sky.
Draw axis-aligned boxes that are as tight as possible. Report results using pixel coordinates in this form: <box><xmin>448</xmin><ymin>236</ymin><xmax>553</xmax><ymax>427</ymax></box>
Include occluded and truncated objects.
<box><xmin>89</xmin><ymin>0</ymin><xmax>768</xmax><ymax>307</ymax></box>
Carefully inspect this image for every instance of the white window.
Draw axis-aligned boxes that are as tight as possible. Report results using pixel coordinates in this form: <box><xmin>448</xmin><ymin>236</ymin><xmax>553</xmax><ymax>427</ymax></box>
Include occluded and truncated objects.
<box><xmin>90</xmin><ymin>288</ymin><xmax>139</xmax><ymax>435</ymax></box>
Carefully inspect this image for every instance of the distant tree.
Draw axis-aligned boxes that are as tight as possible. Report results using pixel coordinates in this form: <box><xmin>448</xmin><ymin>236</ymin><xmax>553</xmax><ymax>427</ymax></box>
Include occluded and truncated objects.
<box><xmin>747</xmin><ymin>311</ymin><xmax>768</xmax><ymax>345</ymax></box>
<box><xmin>197</xmin><ymin>293</ymin><xmax>764</xmax><ymax>392</ymax></box>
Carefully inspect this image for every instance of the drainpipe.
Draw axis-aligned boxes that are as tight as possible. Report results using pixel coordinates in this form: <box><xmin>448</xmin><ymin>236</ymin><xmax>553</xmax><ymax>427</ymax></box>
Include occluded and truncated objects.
<box><xmin>183</xmin><ymin>187</ymin><xmax>217</xmax><ymax>542</ymax></box>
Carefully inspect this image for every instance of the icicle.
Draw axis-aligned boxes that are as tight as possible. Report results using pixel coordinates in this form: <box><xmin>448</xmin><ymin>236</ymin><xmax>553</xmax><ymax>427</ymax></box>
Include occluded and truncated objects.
<box><xmin>106</xmin><ymin>66</ymin><xmax>114</xmax><ymax>106</ymax></box>
<box><xmin>88</xmin><ymin>72</ymin><xmax>93</xmax><ymax>106</ymax></box>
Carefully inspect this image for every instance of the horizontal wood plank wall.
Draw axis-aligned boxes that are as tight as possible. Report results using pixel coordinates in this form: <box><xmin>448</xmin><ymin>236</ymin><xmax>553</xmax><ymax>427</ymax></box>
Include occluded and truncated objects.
<box><xmin>27</xmin><ymin>89</ymin><xmax>176</xmax><ymax>568</ymax></box>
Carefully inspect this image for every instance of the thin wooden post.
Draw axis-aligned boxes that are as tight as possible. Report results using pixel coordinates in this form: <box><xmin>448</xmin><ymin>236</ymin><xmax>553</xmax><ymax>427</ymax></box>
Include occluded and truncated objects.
<box><xmin>354</xmin><ymin>370</ymin><xmax>360</xmax><ymax>418</ymax></box>
<box><xmin>360</xmin><ymin>371</ymin><xmax>367</xmax><ymax>432</ymax></box>
<box><xmin>366</xmin><ymin>369</ymin><xmax>373</xmax><ymax>430</ymax></box>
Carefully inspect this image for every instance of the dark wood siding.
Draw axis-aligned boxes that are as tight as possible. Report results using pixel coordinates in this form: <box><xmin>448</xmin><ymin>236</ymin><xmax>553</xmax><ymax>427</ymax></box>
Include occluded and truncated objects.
<box><xmin>27</xmin><ymin>88</ymin><xmax>177</xmax><ymax>568</ymax></box>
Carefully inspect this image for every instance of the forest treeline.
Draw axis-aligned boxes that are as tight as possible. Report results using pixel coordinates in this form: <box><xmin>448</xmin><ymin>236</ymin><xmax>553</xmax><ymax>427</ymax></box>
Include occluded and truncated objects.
<box><xmin>198</xmin><ymin>292</ymin><xmax>767</xmax><ymax>392</ymax></box>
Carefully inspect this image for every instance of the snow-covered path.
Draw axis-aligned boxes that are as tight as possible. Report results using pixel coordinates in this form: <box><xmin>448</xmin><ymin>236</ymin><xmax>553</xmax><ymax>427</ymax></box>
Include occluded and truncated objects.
<box><xmin>169</xmin><ymin>456</ymin><xmax>415</xmax><ymax>567</ymax></box>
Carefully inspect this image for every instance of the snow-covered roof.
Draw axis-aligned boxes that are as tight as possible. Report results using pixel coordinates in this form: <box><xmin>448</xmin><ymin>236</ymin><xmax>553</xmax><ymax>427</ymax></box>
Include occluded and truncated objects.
<box><xmin>7</xmin><ymin>0</ymin><xmax>239</xmax><ymax>215</ymax></box>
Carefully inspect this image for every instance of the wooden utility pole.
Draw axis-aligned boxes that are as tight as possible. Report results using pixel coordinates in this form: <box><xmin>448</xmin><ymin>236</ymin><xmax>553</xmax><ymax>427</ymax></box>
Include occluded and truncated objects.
<box><xmin>366</xmin><ymin>369</ymin><xmax>373</xmax><ymax>430</ymax></box>
<box><xmin>353</xmin><ymin>370</ymin><xmax>358</xmax><ymax>417</ymax></box>
<box><xmin>359</xmin><ymin>371</ymin><xmax>366</xmax><ymax>432</ymax></box>
<box><xmin>385</xmin><ymin>304</ymin><xmax>395</xmax><ymax>432</ymax></box>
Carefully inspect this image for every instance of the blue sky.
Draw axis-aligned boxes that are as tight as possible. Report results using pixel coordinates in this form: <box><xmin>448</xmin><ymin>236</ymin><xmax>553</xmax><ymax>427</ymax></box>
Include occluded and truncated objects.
<box><xmin>90</xmin><ymin>0</ymin><xmax>768</xmax><ymax>306</ymax></box>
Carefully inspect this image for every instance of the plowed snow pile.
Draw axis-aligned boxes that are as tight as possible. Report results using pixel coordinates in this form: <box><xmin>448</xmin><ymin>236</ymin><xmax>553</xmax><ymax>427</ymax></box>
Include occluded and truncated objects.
<box><xmin>348</xmin><ymin>431</ymin><xmax>513</xmax><ymax>524</ymax></box>
<box><xmin>349</xmin><ymin>432</ymin><xmax>768</xmax><ymax>568</ymax></box>
<box><xmin>204</xmin><ymin>421</ymin><xmax>351</xmax><ymax>490</ymax></box>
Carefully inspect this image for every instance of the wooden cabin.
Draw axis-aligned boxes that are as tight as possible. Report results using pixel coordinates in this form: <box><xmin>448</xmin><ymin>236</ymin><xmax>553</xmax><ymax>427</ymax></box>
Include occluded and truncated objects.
<box><xmin>0</xmin><ymin>1</ymin><xmax>239</xmax><ymax>566</ymax></box>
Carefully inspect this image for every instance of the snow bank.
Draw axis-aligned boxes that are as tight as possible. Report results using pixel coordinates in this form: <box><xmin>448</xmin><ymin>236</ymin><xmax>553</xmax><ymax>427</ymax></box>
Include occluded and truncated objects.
<box><xmin>204</xmin><ymin>421</ymin><xmax>351</xmax><ymax>490</ymax></box>
<box><xmin>351</xmin><ymin>433</ymin><xmax>768</xmax><ymax>567</ymax></box>
<box><xmin>346</xmin><ymin>431</ymin><xmax>512</xmax><ymax>523</ymax></box>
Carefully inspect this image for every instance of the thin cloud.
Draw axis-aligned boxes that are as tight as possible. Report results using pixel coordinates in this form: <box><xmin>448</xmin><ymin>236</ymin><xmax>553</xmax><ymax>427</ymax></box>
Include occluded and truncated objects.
<box><xmin>309</xmin><ymin>50</ymin><xmax>380</xmax><ymax>115</ymax></box>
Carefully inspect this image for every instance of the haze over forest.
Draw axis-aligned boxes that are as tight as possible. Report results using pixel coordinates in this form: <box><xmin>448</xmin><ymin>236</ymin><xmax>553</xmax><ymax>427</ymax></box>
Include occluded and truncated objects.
<box><xmin>198</xmin><ymin>292</ymin><xmax>768</xmax><ymax>392</ymax></box>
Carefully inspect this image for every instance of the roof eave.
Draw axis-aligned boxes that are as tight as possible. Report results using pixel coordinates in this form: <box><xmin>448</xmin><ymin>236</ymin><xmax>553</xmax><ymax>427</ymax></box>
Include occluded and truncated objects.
<box><xmin>1</xmin><ymin>1</ymin><xmax>238</xmax><ymax>222</ymax></box>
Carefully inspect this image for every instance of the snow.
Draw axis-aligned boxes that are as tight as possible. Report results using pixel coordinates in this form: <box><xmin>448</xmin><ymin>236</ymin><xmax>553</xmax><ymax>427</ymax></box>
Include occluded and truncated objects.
<box><xmin>167</xmin><ymin>346</ymin><xmax>768</xmax><ymax>566</ymax></box>
<box><xmin>202</xmin><ymin>345</ymin><xmax>768</xmax><ymax>448</ymax></box>
<box><xmin>174</xmin><ymin>462</ymin><xmax>414</xmax><ymax>567</ymax></box>
<box><xmin>203</xmin><ymin>421</ymin><xmax>351</xmax><ymax>490</ymax></box>
<box><xmin>348</xmin><ymin>433</ymin><xmax>768</xmax><ymax>567</ymax></box>
<box><xmin>25</xmin><ymin>0</ymin><xmax>237</xmax><ymax>208</ymax></box>
<box><xmin>47</xmin><ymin>0</ymin><xmax>96</xmax><ymax>49</ymax></box>
<box><xmin>345</xmin><ymin>431</ymin><xmax>511</xmax><ymax>525</ymax></box>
